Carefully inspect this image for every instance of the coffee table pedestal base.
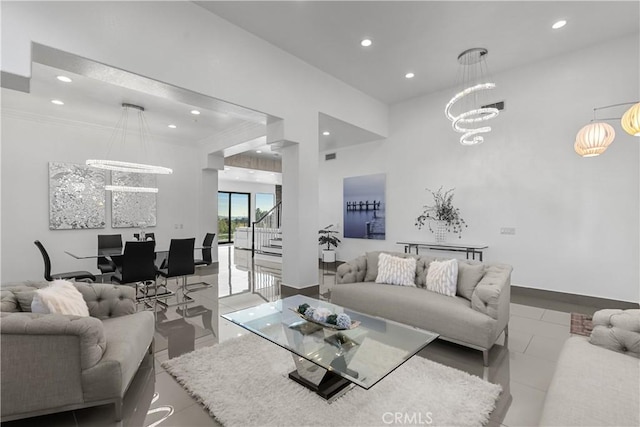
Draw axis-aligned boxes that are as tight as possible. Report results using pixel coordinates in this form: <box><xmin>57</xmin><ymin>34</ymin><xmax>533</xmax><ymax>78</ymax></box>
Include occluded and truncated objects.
<box><xmin>289</xmin><ymin>355</ymin><xmax>353</xmax><ymax>401</ymax></box>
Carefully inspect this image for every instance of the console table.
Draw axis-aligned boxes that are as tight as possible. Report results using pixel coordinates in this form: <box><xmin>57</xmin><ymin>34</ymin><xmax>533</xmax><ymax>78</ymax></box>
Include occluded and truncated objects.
<box><xmin>397</xmin><ymin>241</ymin><xmax>488</xmax><ymax>261</ymax></box>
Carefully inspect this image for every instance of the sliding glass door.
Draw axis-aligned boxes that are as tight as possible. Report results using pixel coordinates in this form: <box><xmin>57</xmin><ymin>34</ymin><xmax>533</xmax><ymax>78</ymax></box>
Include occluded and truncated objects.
<box><xmin>218</xmin><ymin>192</ymin><xmax>250</xmax><ymax>244</ymax></box>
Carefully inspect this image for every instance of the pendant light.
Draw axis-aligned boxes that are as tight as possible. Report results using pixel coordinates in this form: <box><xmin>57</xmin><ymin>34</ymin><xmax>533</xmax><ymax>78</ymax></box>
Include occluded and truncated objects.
<box><xmin>87</xmin><ymin>103</ymin><xmax>172</xmax><ymax>192</ymax></box>
<box><xmin>445</xmin><ymin>48</ymin><xmax>499</xmax><ymax>145</ymax></box>
<box><xmin>621</xmin><ymin>102</ymin><xmax>640</xmax><ymax>136</ymax></box>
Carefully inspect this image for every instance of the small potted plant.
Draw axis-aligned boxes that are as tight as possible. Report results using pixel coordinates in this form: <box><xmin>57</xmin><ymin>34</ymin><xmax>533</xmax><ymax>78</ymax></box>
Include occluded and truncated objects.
<box><xmin>318</xmin><ymin>224</ymin><xmax>341</xmax><ymax>262</ymax></box>
<box><xmin>415</xmin><ymin>186</ymin><xmax>467</xmax><ymax>241</ymax></box>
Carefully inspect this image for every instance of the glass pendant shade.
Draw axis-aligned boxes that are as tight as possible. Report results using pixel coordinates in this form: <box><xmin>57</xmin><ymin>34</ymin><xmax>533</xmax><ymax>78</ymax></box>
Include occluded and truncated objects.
<box><xmin>620</xmin><ymin>102</ymin><xmax>640</xmax><ymax>136</ymax></box>
<box><xmin>574</xmin><ymin>122</ymin><xmax>616</xmax><ymax>157</ymax></box>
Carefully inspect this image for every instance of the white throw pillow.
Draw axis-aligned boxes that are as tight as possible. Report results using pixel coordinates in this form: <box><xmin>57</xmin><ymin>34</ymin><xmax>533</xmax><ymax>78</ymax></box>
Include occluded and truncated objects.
<box><xmin>375</xmin><ymin>253</ymin><xmax>417</xmax><ymax>287</ymax></box>
<box><xmin>34</xmin><ymin>280</ymin><xmax>90</xmax><ymax>317</ymax></box>
<box><xmin>426</xmin><ymin>259</ymin><xmax>459</xmax><ymax>297</ymax></box>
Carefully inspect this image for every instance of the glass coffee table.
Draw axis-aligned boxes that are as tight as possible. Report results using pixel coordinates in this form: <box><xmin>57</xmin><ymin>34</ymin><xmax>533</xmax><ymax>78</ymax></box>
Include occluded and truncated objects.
<box><xmin>222</xmin><ymin>295</ymin><xmax>438</xmax><ymax>400</ymax></box>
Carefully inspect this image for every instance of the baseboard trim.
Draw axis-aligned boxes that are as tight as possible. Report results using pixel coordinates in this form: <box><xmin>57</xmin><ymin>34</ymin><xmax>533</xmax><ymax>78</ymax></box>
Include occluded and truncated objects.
<box><xmin>512</xmin><ymin>285</ymin><xmax>639</xmax><ymax>310</ymax></box>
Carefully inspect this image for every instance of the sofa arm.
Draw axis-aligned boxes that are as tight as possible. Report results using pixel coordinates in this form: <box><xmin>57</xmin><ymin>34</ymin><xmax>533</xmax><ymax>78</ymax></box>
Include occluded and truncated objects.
<box><xmin>0</xmin><ymin>312</ymin><xmax>106</xmax><ymax>370</ymax></box>
<box><xmin>590</xmin><ymin>309</ymin><xmax>640</xmax><ymax>357</ymax></box>
<box><xmin>74</xmin><ymin>282</ymin><xmax>136</xmax><ymax>319</ymax></box>
<box><xmin>471</xmin><ymin>264</ymin><xmax>513</xmax><ymax>320</ymax></box>
<box><xmin>337</xmin><ymin>255</ymin><xmax>367</xmax><ymax>284</ymax></box>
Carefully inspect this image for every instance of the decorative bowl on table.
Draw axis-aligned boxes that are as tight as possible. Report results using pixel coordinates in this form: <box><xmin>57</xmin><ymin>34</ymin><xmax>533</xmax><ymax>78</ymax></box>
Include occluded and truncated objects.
<box><xmin>290</xmin><ymin>304</ymin><xmax>360</xmax><ymax>330</ymax></box>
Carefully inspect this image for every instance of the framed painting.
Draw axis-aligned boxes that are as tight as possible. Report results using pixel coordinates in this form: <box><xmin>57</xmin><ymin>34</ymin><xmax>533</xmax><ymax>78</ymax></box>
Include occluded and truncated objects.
<box><xmin>111</xmin><ymin>172</ymin><xmax>157</xmax><ymax>228</ymax></box>
<box><xmin>343</xmin><ymin>173</ymin><xmax>386</xmax><ymax>240</ymax></box>
<box><xmin>49</xmin><ymin>161</ymin><xmax>106</xmax><ymax>230</ymax></box>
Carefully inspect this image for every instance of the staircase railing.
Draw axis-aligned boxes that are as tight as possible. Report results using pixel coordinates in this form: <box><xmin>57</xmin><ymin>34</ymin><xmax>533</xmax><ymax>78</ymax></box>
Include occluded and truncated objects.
<box><xmin>252</xmin><ymin>202</ymin><xmax>282</xmax><ymax>258</ymax></box>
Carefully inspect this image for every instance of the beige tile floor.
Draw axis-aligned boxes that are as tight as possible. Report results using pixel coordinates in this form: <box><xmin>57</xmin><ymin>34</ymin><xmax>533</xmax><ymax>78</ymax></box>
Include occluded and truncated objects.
<box><xmin>3</xmin><ymin>247</ymin><xmax>592</xmax><ymax>427</ymax></box>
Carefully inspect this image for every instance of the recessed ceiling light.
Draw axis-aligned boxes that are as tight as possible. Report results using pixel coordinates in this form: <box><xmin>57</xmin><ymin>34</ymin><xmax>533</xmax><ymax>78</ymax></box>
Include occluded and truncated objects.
<box><xmin>552</xmin><ymin>20</ymin><xmax>567</xmax><ymax>30</ymax></box>
<box><xmin>168</xmin><ymin>124</ymin><xmax>177</xmax><ymax>129</ymax></box>
<box><xmin>249</xmin><ymin>170</ymin><xmax>255</xmax><ymax>174</ymax></box>
<box><xmin>224</xmin><ymin>167</ymin><xmax>230</xmax><ymax>171</ymax></box>
<box><xmin>322</xmin><ymin>131</ymin><xmax>331</xmax><ymax>136</ymax></box>
<box><xmin>56</xmin><ymin>75</ymin><xmax>72</xmax><ymax>83</ymax></box>
<box><xmin>51</xmin><ymin>99</ymin><xmax>64</xmax><ymax>105</ymax></box>
<box><xmin>405</xmin><ymin>72</ymin><xmax>415</xmax><ymax>79</ymax></box>
<box><xmin>190</xmin><ymin>109</ymin><xmax>201</xmax><ymax>115</ymax></box>
<box><xmin>256</xmin><ymin>150</ymin><xmax>262</xmax><ymax>153</ymax></box>
<box><xmin>360</xmin><ymin>39</ymin><xmax>372</xmax><ymax>47</ymax></box>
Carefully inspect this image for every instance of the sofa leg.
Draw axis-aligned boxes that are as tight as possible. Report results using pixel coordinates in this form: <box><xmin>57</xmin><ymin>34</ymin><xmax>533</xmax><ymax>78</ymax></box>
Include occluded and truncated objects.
<box><xmin>114</xmin><ymin>399</ymin><xmax>123</xmax><ymax>421</ymax></box>
<box><xmin>482</xmin><ymin>349</ymin><xmax>489</xmax><ymax>367</ymax></box>
<box><xmin>504</xmin><ymin>324</ymin><xmax>509</xmax><ymax>338</ymax></box>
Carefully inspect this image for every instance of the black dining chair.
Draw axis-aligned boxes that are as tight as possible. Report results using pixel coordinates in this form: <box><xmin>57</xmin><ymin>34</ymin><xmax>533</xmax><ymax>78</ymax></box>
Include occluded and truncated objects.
<box><xmin>194</xmin><ymin>233</ymin><xmax>215</xmax><ymax>266</ymax></box>
<box><xmin>157</xmin><ymin>238</ymin><xmax>195</xmax><ymax>306</ymax></box>
<box><xmin>97</xmin><ymin>234</ymin><xmax>122</xmax><ymax>276</ymax></box>
<box><xmin>111</xmin><ymin>240</ymin><xmax>165</xmax><ymax>303</ymax></box>
<box><xmin>34</xmin><ymin>240</ymin><xmax>96</xmax><ymax>282</ymax></box>
<box><xmin>133</xmin><ymin>232</ymin><xmax>155</xmax><ymax>241</ymax></box>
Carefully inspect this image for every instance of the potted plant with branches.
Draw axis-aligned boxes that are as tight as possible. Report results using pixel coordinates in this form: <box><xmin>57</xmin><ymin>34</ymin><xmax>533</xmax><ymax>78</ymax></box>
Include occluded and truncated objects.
<box><xmin>415</xmin><ymin>186</ymin><xmax>467</xmax><ymax>241</ymax></box>
<box><xmin>319</xmin><ymin>224</ymin><xmax>341</xmax><ymax>262</ymax></box>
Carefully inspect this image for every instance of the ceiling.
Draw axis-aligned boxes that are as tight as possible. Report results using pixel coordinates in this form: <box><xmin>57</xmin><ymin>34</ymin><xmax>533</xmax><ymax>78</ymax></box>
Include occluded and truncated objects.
<box><xmin>3</xmin><ymin>63</ymin><xmax>257</xmax><ymax>146</ymax></box>
<box><xmin>198</xmin><ymin>1</ymin><xmax>640</xmax><ymax>104</ymax></box>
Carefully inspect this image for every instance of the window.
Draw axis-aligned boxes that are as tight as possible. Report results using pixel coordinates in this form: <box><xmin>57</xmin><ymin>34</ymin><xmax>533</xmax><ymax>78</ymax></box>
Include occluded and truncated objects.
<box><xmin>217</xmin><ymin>192</ymin><xmax>250</xmax><ymax>244</ymax></box>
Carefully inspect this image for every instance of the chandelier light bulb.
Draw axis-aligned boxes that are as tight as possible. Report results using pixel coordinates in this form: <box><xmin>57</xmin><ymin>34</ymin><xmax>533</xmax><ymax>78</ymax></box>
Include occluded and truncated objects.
<box><xmin>621</xmin><ymin>102</ymin><xmax>640</xmax><ymax>136</ymax></box>
<box><xmin>574</xmin><ymin>122</ymin><xmax>615</xmax><ymax>157</ymax></box>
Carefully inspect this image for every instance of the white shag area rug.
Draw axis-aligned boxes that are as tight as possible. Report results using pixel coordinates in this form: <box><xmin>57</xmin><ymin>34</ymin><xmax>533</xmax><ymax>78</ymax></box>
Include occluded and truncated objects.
<box><xmin>162</xmin><ymin>334</ymin><xmax>501</xmax><ymax>427</ymax></box>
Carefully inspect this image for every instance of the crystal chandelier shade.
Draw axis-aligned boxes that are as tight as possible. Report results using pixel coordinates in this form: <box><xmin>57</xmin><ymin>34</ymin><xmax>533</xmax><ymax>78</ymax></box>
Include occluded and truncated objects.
<box><xmin>445</xmin><ymin>48</ymin><xmax>499</xmax><ymax>145</ymax></box>
<box><xmin>86</xmin><ymin>103</ymin><xmax>172</xmax><ymax>192</ymax></box>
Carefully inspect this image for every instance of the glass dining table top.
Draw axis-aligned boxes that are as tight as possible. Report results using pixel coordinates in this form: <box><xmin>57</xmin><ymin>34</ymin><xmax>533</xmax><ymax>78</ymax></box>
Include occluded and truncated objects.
<box><xmin>222</xmin><ymin>294</ymin><xmax>438</xmax><ymax>390</ymax></box>
<box><xmin>65</xmin><ymin>245</ymin><xmax>211</xmax><ymax>259</ymax></box>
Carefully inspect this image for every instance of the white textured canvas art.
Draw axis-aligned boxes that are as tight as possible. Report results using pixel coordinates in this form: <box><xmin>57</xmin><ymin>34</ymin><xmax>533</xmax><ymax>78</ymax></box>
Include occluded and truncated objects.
<box><xmin>111</xmin><ymin>172</ymin><xmax>157</xmax><ymax>228</ymax></box>
<box><xmin>49</xmin><ymin>162</ymin><xmax>106</xmax><ymax>230</ymax></box>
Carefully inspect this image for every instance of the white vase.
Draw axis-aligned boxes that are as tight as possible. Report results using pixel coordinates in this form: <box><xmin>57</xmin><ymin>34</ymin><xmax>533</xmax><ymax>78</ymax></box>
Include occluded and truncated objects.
<box><xmin>434</xmin><ymin>221</ymin><xmax>448</xmax><ymax>243</ymax></box>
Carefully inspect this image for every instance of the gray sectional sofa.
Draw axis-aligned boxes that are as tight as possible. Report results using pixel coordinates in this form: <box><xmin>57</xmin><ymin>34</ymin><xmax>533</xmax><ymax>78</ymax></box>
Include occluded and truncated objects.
<box><xmin>0</xmin><ymin>281</ymin><xmax>155</xmax><ymax>422</ymax></box>
<box><xmin>539</xmin><ymin>309</ymin><xmax>640</xmax><ymax>426</ymax></box>
<box><xmin>333</xmin><ymin>251</ymin><xmax>512</xmax><ymax>365</ymax></box>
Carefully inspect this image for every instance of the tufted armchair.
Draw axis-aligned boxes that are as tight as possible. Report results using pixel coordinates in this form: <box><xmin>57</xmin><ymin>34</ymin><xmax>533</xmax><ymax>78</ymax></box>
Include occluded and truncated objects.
<box><xmin>0</xmin><ymin>281</ymin><xmax>155</xmax><ymax>422</ymax></box>
<box><xmin>539</xmin><ymin>309</ymin><xmax>639</xmax><ymax>426</ymax></box>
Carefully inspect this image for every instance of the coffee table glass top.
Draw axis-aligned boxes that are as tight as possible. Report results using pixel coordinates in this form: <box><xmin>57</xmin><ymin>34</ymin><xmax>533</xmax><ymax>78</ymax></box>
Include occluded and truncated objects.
<box><xmin>222</xmin><ymin>295</ymin><xmax>438</xmax><ymax>389</ymax></box>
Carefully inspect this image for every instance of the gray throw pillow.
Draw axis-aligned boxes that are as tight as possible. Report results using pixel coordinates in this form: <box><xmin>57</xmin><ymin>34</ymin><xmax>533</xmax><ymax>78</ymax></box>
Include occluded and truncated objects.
<box><xmin>13</xmin><ymin>291</ymin><xmax>36</xmax><ymax>312</ymax></box>
<box><xmin>364</xmin><ymin>251</ymin><xmax>382</xmax><ymax>282</ymax></box>
<box><xmin>457</xmin><ymin>262</ymin><xmax>485</xmax><ymax>300</ymax></box>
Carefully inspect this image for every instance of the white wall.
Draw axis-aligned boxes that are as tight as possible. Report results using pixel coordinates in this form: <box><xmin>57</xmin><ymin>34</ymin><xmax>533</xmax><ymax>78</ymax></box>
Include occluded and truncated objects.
<box><xmin>320</xmin><ymin>34</ymin><xmax>640</xmax><ymax>303</ymax></box>
<box><xmin>1</xmin><ymin>110</ymin><xmax>201</xmax><ymax>283</ymax></box>
<box><xmin>1</xmin><ymin>1</ymin><xmax>388</xmax><ymax>288</ymax></box>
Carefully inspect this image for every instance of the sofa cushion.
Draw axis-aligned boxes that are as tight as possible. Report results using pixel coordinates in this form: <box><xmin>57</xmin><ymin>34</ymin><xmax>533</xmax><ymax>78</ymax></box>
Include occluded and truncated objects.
<box><xmin>1</xmin><ymin>290</ymin><xmax>19</xmax><ymax>312</ymax></box>
<box><xmin>75</xmin><ymin>282</ymin><xmax>136</xmax><ymax>319</ymax></box>
<box><xmin>426</xmin><ymin>259</ymin><xmax>458</xmax><ymax>297</ymax></box>
<box><xmin>13</xmin><ymin>291</ymin><xmax>36</xmax><ymax>312</ymax></box>
<box><xmin>539</xmin><ymin>336</ymin><xmax>639</xmax><ymax>427</ymax></box>
<box><xmin>456</xmin><ymin>261</ymin><xmax>485</xmax><ymax>300</ymax></box>
<box><xmin>82</xmin><ymin>310</ymin><xmax>154</xmax><ymax>402</ymax></box>
<box><xmin>331</xmin><ymin>282</ymin><xmax>497</xmax><ymax>349</ymax></box>
<box><xmin>364</xmin><ymin>251</ymin><xmax>415</xmax><ymax>282</ymax></box>
<box><xmin>375</xmin><ymin>253</ymin><xmax>416</xmax><ymax>286</ymax></box>
<box><xmin>35</xmin><ymin>280</ymin><xmax>90</xmax><ymax>317</ymax></box>
<box><xmin>590</xmin><ymin>309</ymin><xmax>640</xmax><ymax>358</ymax></box>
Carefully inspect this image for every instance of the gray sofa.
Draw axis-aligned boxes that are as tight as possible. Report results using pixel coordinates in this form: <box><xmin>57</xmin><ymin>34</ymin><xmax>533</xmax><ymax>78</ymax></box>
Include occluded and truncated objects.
<box><xmin>539</xmin><ymin>309</ymin><xmax>640</xmax><ymax>426</ymax></box>
<box><xmin>0</xmin><ymin>281</ymin><xmax>155</xmax><ymax>422</ymax></box>
<box><xmin>333</xmin><ymin>251</ymin><xmax>512</xmax><ymax>365</ymax></box>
